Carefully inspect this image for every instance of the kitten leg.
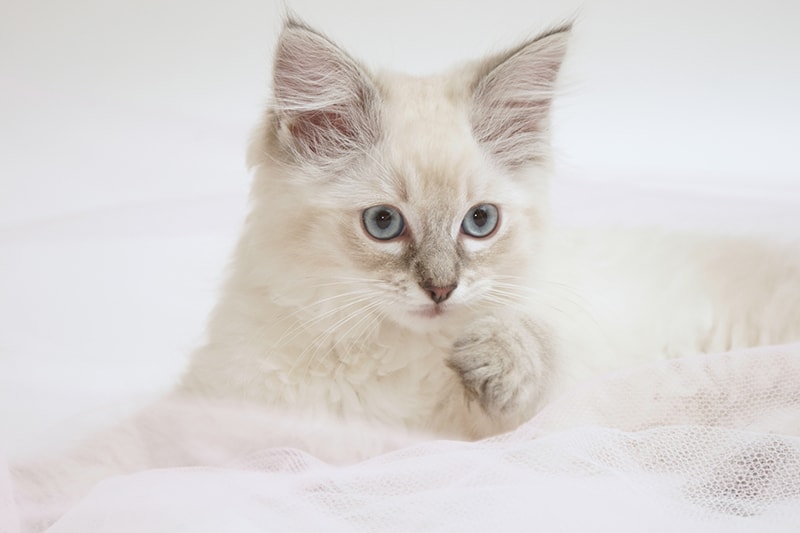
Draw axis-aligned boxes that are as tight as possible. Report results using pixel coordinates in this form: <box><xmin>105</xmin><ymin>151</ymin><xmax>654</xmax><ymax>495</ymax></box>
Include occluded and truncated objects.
<box><xmin>447</xmin><ymin>313</ymin><xmax>555</xmax><ymax>431</ymax></box>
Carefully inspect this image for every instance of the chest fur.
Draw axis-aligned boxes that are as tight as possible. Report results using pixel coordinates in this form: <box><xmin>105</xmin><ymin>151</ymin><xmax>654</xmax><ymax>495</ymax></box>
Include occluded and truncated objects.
<box><xmin>184</xmin><ymin>309</ymin><xmax>460</xmax><ymax>432</ymax></box>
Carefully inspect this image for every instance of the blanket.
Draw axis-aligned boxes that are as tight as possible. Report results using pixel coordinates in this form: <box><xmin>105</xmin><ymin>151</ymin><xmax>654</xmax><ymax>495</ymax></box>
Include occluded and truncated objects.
<box><xmin>3</xmin><ymin>343</ymin><xmax>799</xmax><ymax>532</ymax></box>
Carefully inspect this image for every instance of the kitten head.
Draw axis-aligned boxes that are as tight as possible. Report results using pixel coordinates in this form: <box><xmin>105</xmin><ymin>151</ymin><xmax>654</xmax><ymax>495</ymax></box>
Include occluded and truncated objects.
<box><xmin>241</xmin><ymin>19</ymin><xmax>570</xmax><ymax>332</ymax></box>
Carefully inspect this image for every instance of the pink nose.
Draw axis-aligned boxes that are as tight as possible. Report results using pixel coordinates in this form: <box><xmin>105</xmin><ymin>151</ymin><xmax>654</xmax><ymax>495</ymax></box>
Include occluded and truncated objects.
<box><xmin>422</xmin><ymin>284</ymin><xmax>457</xmax><ymax>304</ymax></box>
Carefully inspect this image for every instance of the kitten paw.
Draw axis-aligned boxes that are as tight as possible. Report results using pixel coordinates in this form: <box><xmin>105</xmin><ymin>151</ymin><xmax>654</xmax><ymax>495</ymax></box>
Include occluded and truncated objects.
<box><xmin>448</xmin><ymin>315</ymin><xmax>547</xmax><ymax>420</ymax></box>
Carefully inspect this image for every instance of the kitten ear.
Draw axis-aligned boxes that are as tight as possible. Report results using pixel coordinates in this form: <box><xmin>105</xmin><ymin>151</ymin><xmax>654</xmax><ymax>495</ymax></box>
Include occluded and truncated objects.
<box><xmin>471</xmin><ymin>24</ymin><xmax>571</xmax><ymax>169</ymax></box>
<box><xmin>272</xmin><ymin>20</ymin><xmax>380</xmax><ymax>162</ymax></box>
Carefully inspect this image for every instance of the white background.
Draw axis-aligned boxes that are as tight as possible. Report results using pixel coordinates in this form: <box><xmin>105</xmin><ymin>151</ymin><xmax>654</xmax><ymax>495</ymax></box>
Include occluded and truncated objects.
<box><xmin>1</xmin><ymin>0</ymin><xmax>799</xmax><ymax>456</ymax></box>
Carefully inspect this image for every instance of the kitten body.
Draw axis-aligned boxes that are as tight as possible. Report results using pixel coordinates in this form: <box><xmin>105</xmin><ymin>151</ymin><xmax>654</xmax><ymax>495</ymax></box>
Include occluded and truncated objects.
<box><xmin>178</xmin><ymin>21</ymin><xmax>800</xmax><ymax>440</ymax></box>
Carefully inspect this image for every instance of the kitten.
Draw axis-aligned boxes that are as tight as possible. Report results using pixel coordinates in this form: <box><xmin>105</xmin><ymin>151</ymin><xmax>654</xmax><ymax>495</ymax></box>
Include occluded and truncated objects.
<box><xmin>176</xmin><ymin>18</ymin><xmax>800</xmax><ymax>440</ymax></box>
<box><xmin>12</xmin><ymin>18</ymin><xmax>800</xmax><ymax>531</ymax></box>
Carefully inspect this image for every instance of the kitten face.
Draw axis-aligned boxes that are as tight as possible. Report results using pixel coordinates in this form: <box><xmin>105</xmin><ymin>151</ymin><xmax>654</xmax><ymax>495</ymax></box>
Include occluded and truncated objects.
<box><xmin>244</xmin><ymin>20</ymin><xmax>569</xmax><ymax>332</ymax></box>
<box><xmin>335</xmin><ymin>90</ymin><xmax>545</xmax><ymax>330</ymax></box>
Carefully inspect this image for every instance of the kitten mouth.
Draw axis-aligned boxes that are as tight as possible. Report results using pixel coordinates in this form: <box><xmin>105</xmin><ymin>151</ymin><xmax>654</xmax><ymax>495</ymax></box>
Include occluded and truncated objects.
<box><xmin>412</xmin><ymin>305</ymin><xmax>446</xmax><ymax>319</ymax></box>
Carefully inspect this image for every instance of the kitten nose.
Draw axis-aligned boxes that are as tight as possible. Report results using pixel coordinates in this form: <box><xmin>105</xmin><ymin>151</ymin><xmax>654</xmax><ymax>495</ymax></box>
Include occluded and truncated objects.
<box><xmin>422</xmin><ymin>283</ymin><xmax>457</xmax><ymax>304</ymax></box>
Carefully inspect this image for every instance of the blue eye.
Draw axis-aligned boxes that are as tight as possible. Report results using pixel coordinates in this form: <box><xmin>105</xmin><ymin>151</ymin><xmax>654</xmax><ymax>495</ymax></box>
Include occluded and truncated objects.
<box><xmin>362</xmin><ymin>205</ymin><xmax>405</xmax><ymax>240</ymax></box>
<box><xmin>461</xmin><ymin>204</ymin><xmax>499</xmax><ymax>238</ymax></box>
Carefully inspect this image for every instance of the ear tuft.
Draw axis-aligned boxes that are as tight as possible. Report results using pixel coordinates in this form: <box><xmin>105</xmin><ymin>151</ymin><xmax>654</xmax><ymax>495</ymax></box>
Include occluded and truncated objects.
<box><xmin>272</xmin><ymin>22</ymin><xmax>380</xmax><ymax>162</ymax></box>
<box><xmin>472</xmin><ymin>24</ymin><xmax>572</xmax><ymax>169</ymax></box>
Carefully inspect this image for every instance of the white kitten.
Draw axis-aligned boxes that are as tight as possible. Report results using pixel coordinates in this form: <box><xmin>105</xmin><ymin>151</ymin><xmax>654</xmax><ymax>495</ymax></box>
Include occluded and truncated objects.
<box><xmin>13</xmin><ymin>18</ymin><xmax>800</xmax><ymax>531</ymax></box>
<box><xmin>177</xmin><ymin>19</ymin><xmax>800</xmax><ymax>440</ymax></box>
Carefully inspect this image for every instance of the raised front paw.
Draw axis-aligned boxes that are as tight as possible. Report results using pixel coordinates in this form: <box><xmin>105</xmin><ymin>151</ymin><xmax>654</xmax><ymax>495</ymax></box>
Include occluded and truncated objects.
<box><xmin>447</xmin><ymin>315</ymin><xmax>547</xmax><ymax>420</ymax></box>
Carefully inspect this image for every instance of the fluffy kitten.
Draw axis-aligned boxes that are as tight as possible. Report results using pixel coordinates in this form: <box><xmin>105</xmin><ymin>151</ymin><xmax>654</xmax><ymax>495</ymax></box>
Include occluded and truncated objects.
<box><xmin>13</xmin><ymin>18</ymin><xmax>800</xmax><ymax>531</ymax></box>
<box><xmin>176</xmin><ymin>19</ymin><xmax>800</xmax><ymax>440</ymax></box>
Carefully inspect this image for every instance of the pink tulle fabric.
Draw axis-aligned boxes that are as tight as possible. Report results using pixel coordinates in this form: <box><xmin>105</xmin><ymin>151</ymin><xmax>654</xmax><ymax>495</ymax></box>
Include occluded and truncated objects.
<box><xmin>4</xmin><ymin>344</ymin><xmax>800</xmax><ymax>532</ymax></box>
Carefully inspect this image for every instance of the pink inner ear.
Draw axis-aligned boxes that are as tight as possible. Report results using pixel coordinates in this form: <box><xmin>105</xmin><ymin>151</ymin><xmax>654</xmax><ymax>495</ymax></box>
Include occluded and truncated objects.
<box><xmin>471</xmin><ymin>28</ymin><xmax>570</xmax><ymax>168</ymax></box>
<box><xmin>272</xmin><ymin>27</ymin><xmax>379</xmax><ymax>161</ymax></box>
<box><xmin>288</xmin><ymin>109</ymin><xmax>361</xmax><ymax>156</ymax></box>
<box><xmin>473</xmin><ymin>94</ymin><xmax>551</xmax><ymax>168</ymax></box>
<box><xmin>483</xmin><ymin>98</ymin><xmax>549</xmax><ymax>139</ymax></box>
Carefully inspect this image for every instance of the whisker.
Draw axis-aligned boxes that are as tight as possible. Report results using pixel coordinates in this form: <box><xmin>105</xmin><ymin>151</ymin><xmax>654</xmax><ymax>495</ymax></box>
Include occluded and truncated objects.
<box><xmin>326</xmin><ymin>300</ymin><xmax>384</xmax><ymax>361</ymax></box>
<box><xmin>490</xmin><ymin>279</ymin><xmax>592</xmax><ymax>315</ymax></box>
<box><xmin>487</xmin><ymin>278</ymin><xmax>607</xmax><ymax>336</ymax></box>
<box><xmin>331</xmin><ymin>306</ymin><xmax>386</xmax><ymax>376</ymax></box>
<box><xmin>276</xmin><ymin>292</ymin><xmax>380</xmax><ymax>348</ymax></box>
<box><xmin>483</xmin><ymin>284</ymin><xmax>578</xmax><ymax>319</ymax></box>
<box><xmin>269</xmin><ymin>276</ymin><xmax>383</xmax><ymax>300</ymax></box>
<box><xmin>492</xmin><ymin>275</ymin><xmax>593</xmax><ymax>307</ymax></box>
<box><xmin>292</xmin><ymin>298</ymin><xmax>384</xmax><ymax>379</ymax></box>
